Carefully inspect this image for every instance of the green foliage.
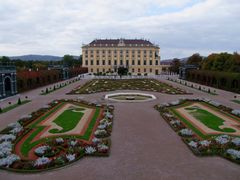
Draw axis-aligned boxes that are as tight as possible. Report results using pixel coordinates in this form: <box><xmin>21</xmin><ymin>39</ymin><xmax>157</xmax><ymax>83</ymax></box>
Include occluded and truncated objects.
<box><xmin>117</xmin><ymin>67</ymin><xmax>128</xmax><ymax>76</ymax></box>
<box><xmin>17</xmin><ymin>98</ymin><xmax>22</xmax><ymax>105</ymax></box>
<box><xmin>169</xmin><ymin>58</ymin><xmax>181</xmax><ymax>73</ymax></box>
<box><xmin>49</xmin><ymin>109</ymin><xmax>84</xmax><ymax>134</ymax></box>
<box><xmin>187</xmin><ymin>69</ymin><xmax>240</xmax><ymax>93</ymax></box>
<box><xmin>185</xmin><ymin>107</ymin><xmax>235</xmax><ymax>133</ymax></box>
<box><xmin>62</xmin><ymin>55</ymin><xmax>82</xmax><ymax>66</ymax></box>
<box><xmin>201</xmin><ymin>52</ymin><xmax>240</xmax><ymax>73</ymax></box>
<box><xmin>187</xmin><ymin>53</ymin><xmax>203</xmax><ymax>67</ymax></box>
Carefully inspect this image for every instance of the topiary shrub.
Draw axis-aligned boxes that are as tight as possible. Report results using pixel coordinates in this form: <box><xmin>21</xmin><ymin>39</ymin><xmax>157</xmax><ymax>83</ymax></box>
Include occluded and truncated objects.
<box><xmin>17</xmin><ymin>98</ymin><xmax>22</xmax><ymax>105</ymax></box>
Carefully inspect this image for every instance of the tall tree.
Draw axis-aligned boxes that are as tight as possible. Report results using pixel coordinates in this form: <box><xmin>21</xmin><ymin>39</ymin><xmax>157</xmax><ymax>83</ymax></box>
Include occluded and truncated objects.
<box><xmin>169</xmin><ymin>58</ymin><xmax>181</xmax><ymax>73</ymax></box>
<box><xmin>187</xmin><ymin>53</ymin><xmax>203</xmax><ymax>67</ymax></box>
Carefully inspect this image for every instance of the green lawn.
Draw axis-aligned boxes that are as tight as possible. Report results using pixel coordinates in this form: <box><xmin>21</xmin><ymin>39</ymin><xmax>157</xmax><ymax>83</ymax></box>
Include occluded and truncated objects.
<box><xmin>49</xmin><ymin>109</ymin><xmax>84</xmax><ymax>134</ymax></box>
<box><xmin>19</xmin><ymin>102</ymin><xmax>101</xmax><ymax>157</ymax></box>
<box><xmin>185</xmin><ymin>106</ymin><xmax>235</xmax><ymax>133</ymax></box>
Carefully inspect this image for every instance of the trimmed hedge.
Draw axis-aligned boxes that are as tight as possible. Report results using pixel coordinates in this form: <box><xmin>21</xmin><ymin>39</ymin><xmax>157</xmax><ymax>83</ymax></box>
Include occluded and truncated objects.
<box><xmin>187</xmin><ymin>70</ymin><xmax>240</xmax><ymax>93</ymax></box>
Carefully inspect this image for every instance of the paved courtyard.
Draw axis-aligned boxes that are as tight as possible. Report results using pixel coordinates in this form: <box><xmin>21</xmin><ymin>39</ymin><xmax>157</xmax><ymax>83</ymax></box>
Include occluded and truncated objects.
<box><xmin>0</xmin><ymin>76</ymin><xmax>240</xmax><ymax>180</ymax></box>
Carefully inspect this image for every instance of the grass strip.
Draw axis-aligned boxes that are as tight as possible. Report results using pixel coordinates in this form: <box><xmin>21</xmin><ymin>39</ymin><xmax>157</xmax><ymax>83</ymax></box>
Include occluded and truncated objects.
<box><xmin>0</xmin><ymin>100</ymin><xmax>31</xmax><ymax>114</ymax></box>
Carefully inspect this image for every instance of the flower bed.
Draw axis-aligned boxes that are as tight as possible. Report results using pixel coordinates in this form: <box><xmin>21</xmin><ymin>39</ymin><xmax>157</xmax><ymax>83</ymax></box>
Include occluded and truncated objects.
<box><xmin>68</xmin><ymin>79</ymin><xmax>189</xmax><ymax>95</ymax></box>
<box><xmin>155</xmin><ymin>98</ymin><xmax>240</xmax><ymax>164</ymax></box>
<box><xmin>0</xmin><ymin>99</ymin><xmax>114</xmax><ymax>172</ymax></box>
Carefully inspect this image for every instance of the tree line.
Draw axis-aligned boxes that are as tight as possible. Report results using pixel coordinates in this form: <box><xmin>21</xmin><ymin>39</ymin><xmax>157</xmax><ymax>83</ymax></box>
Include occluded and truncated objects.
<box><xmin>169</xmin><ymin>52</ymin><xmax>240</xmax><ymax>73</ymax></box>
<box><xmin>0</xmin><ymin>55</ymin><xmax>82</xmax><ymax>71</ymax></box>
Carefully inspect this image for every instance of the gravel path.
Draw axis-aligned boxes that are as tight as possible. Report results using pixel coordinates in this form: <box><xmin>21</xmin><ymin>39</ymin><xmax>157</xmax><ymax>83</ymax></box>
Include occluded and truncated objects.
<box><xmin>0</xmin><ymin>76</ymin><xmax>240</xmax><ymax>180</ymax></box>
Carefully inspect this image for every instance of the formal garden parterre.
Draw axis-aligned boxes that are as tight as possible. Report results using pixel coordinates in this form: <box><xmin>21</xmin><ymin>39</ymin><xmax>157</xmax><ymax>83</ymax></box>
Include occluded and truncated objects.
<box><xmin>0</xmin><ymin>99</ymin><xmax>114</xmax><ymax>172</ymax></box>
<box><xmin>68</xmin><ymin>79</ymin><xmax>188</xmax><ymax>95</ymax></box>
<box><xmin>155</xmin><ymin>98</ymin><xmax>240</xmax><ymax>164</ymax></box>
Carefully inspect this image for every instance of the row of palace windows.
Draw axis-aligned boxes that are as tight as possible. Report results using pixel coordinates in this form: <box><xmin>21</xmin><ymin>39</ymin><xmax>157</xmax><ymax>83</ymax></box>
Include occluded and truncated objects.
<box><xmin>85</xmin><ymin>59</ymin><xmax>159</xmax><ymax>66</ymax></box>
<box><xmin>85</xmin><ymin>50</ymin><xmax>158</xmax><ymax>57</ymax></box>
<box><xmin>91</xmin><ymin>68</ymin><xmax>156</xmax><ymax>73</ymax></box>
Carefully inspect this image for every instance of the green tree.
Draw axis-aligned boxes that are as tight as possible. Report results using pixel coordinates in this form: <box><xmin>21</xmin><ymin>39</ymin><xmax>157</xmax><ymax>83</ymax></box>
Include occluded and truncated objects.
<box><xmin>117</xmin><ymin>67</ymin><xmax>128</xmax><ymax>76</ymax></box>
<box><xmin>187</xmin><ymin>53</ymin><xmax>203</xmax><ymax>67</ymax></box>
<box><xmin>169</xmin><ymin>58</ymin><xmax>181</xmax><ymax>73</ymax></box>
<box><xmin>17</xmin><ymin>98</ymin><xmax>22</xmax><ymax>105</ymax></box>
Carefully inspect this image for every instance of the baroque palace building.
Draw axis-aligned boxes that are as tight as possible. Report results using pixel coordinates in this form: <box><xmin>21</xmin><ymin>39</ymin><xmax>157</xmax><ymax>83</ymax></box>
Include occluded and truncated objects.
<box><xmin>82</xmin><ymin>39</ymin><xmax>167</xmax><ymax>75</ymax></box>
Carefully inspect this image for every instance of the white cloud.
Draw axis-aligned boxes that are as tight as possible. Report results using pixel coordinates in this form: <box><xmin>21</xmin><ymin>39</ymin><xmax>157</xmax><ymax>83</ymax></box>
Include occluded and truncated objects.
<box><xmin>0</xmin><ymin>0</ymin><xmax>239</xmax><ymax>59</ymax></box>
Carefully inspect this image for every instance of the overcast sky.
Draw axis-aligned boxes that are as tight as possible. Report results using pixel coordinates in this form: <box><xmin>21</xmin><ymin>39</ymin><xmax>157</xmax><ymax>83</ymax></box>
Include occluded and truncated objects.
<box><xmin>0</xmin><ymin>0</ymin><xmax>240</xmax><ymax>59</ymax></box>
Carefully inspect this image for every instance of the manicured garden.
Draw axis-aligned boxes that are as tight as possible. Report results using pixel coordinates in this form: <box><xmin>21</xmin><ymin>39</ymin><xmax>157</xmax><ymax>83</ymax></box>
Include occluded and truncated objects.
<box><xmin>0</xmin><ymin>99</ymin><xmax>114</xmax><ymax>172</ymax></box>
<box><xmin>69</xmin><ymin>79</ymin><xmax>188</xmax><ymax>94</ymax></box>
<box><xmin>155</xmin><ymin>98</ymin><xmax>240</xmax><ymax>164</ymax></box>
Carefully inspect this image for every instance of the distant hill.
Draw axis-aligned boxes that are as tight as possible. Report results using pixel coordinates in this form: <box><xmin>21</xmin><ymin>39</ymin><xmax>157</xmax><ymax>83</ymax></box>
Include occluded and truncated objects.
<box><xmin>161</xmin><ymin>57</ymin><xmax>189</xmax><ymax>64</ymax></box>
<box><xmin>9</xmin><ymin>55</ymin><xmax>80</xmax><ymax>61</ymax></box>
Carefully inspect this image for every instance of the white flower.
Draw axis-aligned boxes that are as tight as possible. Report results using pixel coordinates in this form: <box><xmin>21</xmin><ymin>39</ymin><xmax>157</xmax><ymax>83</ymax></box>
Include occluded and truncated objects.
<box><xmin>97</xmin><ymin>144</ymin><xmax>109</xmax><ymax>151</ymax></box>
<box><xmin>104</xmin><ymin>112</ymin><xmax>113</xmax><ymax>119</ymax></box>
<box><xmin>215</xmin><ymin>135</ymin><xmax>230</xmax><ymax>145</ymax></box>
<box><xmin>0</xmin><ymin>141</ymin><xmax>12</xmax><ymax>158</ymax></box>
<box><xmin>56</xmin><ymin>138</ymin><xmax>64</xmax><ymax>144</ymax></box>
<box><xmin>0</xmin><ymin>154</ymin><xmax>20</xmax><ymax>167</ymax></box>
<box><xmin>34</xmin><ymin>145</ymin><xmax>50</xmax><ymax>156</ymax></box>
<box><xmin>7</xmin><ymin>122</ymin><xmax>21</xmax><ymax>129</ymax></box>
<box><xmin>232</xmin><ymin>110</ymin><xmax>240</xmax><ymax>116</ymax></box>
<box><xmin>34</xmin><ymin>157</ymin><xmax>51</xmax><ymax>167</ymax></box>
<box><xmin>9</xmin><ymin>126</ymin><xmax>23</xmax><ymax>135</ymax></box>
<box><xmin>7</xmin><ymin>122</ymin><xmax>23</xmax><ymax>135</ymax></box>
<box><xmin>170</xmin><ymin>120</ymin><xmax>180</xmax><ymax>126</ymax></box>
<box><xmin>170</xmin><ymin>100</ymin><xmax>180</xmax><ymax>106</ymax></box>
<box><xmin>92</xmin><ymin>137</ymin><xmax>101</xmax><ymax>144</ymax></box>
<box><xmin>94</xmin><ymin>129</ymin><xmax>107</xmax><ymax>136</ymax></box>
<box><xmin>69</xmin><ymin>140</ymin><xmax>78</xmax><ymax>147</ymax></box>
<box><xmin>0</xmin><ymin>134</ymin><xmax>16</xmax><ymax>142</ymax></box>
<box><xmin>85</xmin><ymin>146</ymin><xmax>96</xmax><ymax>154</ymax></box>
<box><xmin>188</xmin><ymin>141</ymin><xmax>198</xmax><ymax>148</ymax></box>
<box><xmin>98</xmin><ymin>124</ymin><xmax>107</xmax><ymax>129</ymax></box>
<box><xmin>179</xmin><ymin>128</ymin><xmax>193</xmax><ymax>136</ymax></box>
<box><xmin>209</xmin><ymin>101</ymin><xmax>221</xmax><ymax>107</ymax></box>
<box><xmin>199</xmin><ymin>140</ymin><xmax>211</xmax><ymax>147</ymax></box>
<box><xmin>232</xmin><ymin>137</ymin><xmax>240</xmax><ymax>146</ymax></box>
<box><xmin>66</xmin><ymin>154</ymin><xmax>76</xmax><ymax>162</ymax></box>
<box><xmin>226</xmin><ymin>149</ymin><xmax>240</xmax><ymax>159</ymax></box>
<box><xmin>164</xmin><ymin>113</ymin><xmax>174</xmax><ymax>118</ymax></box>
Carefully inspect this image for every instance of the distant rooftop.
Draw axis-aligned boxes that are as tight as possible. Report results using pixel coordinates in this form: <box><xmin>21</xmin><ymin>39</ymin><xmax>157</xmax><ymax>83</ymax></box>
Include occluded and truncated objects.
<box><xmin>83</xmin><ymin>39</ymin><xmax>159</xmax><ymax>48</ymax></box>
